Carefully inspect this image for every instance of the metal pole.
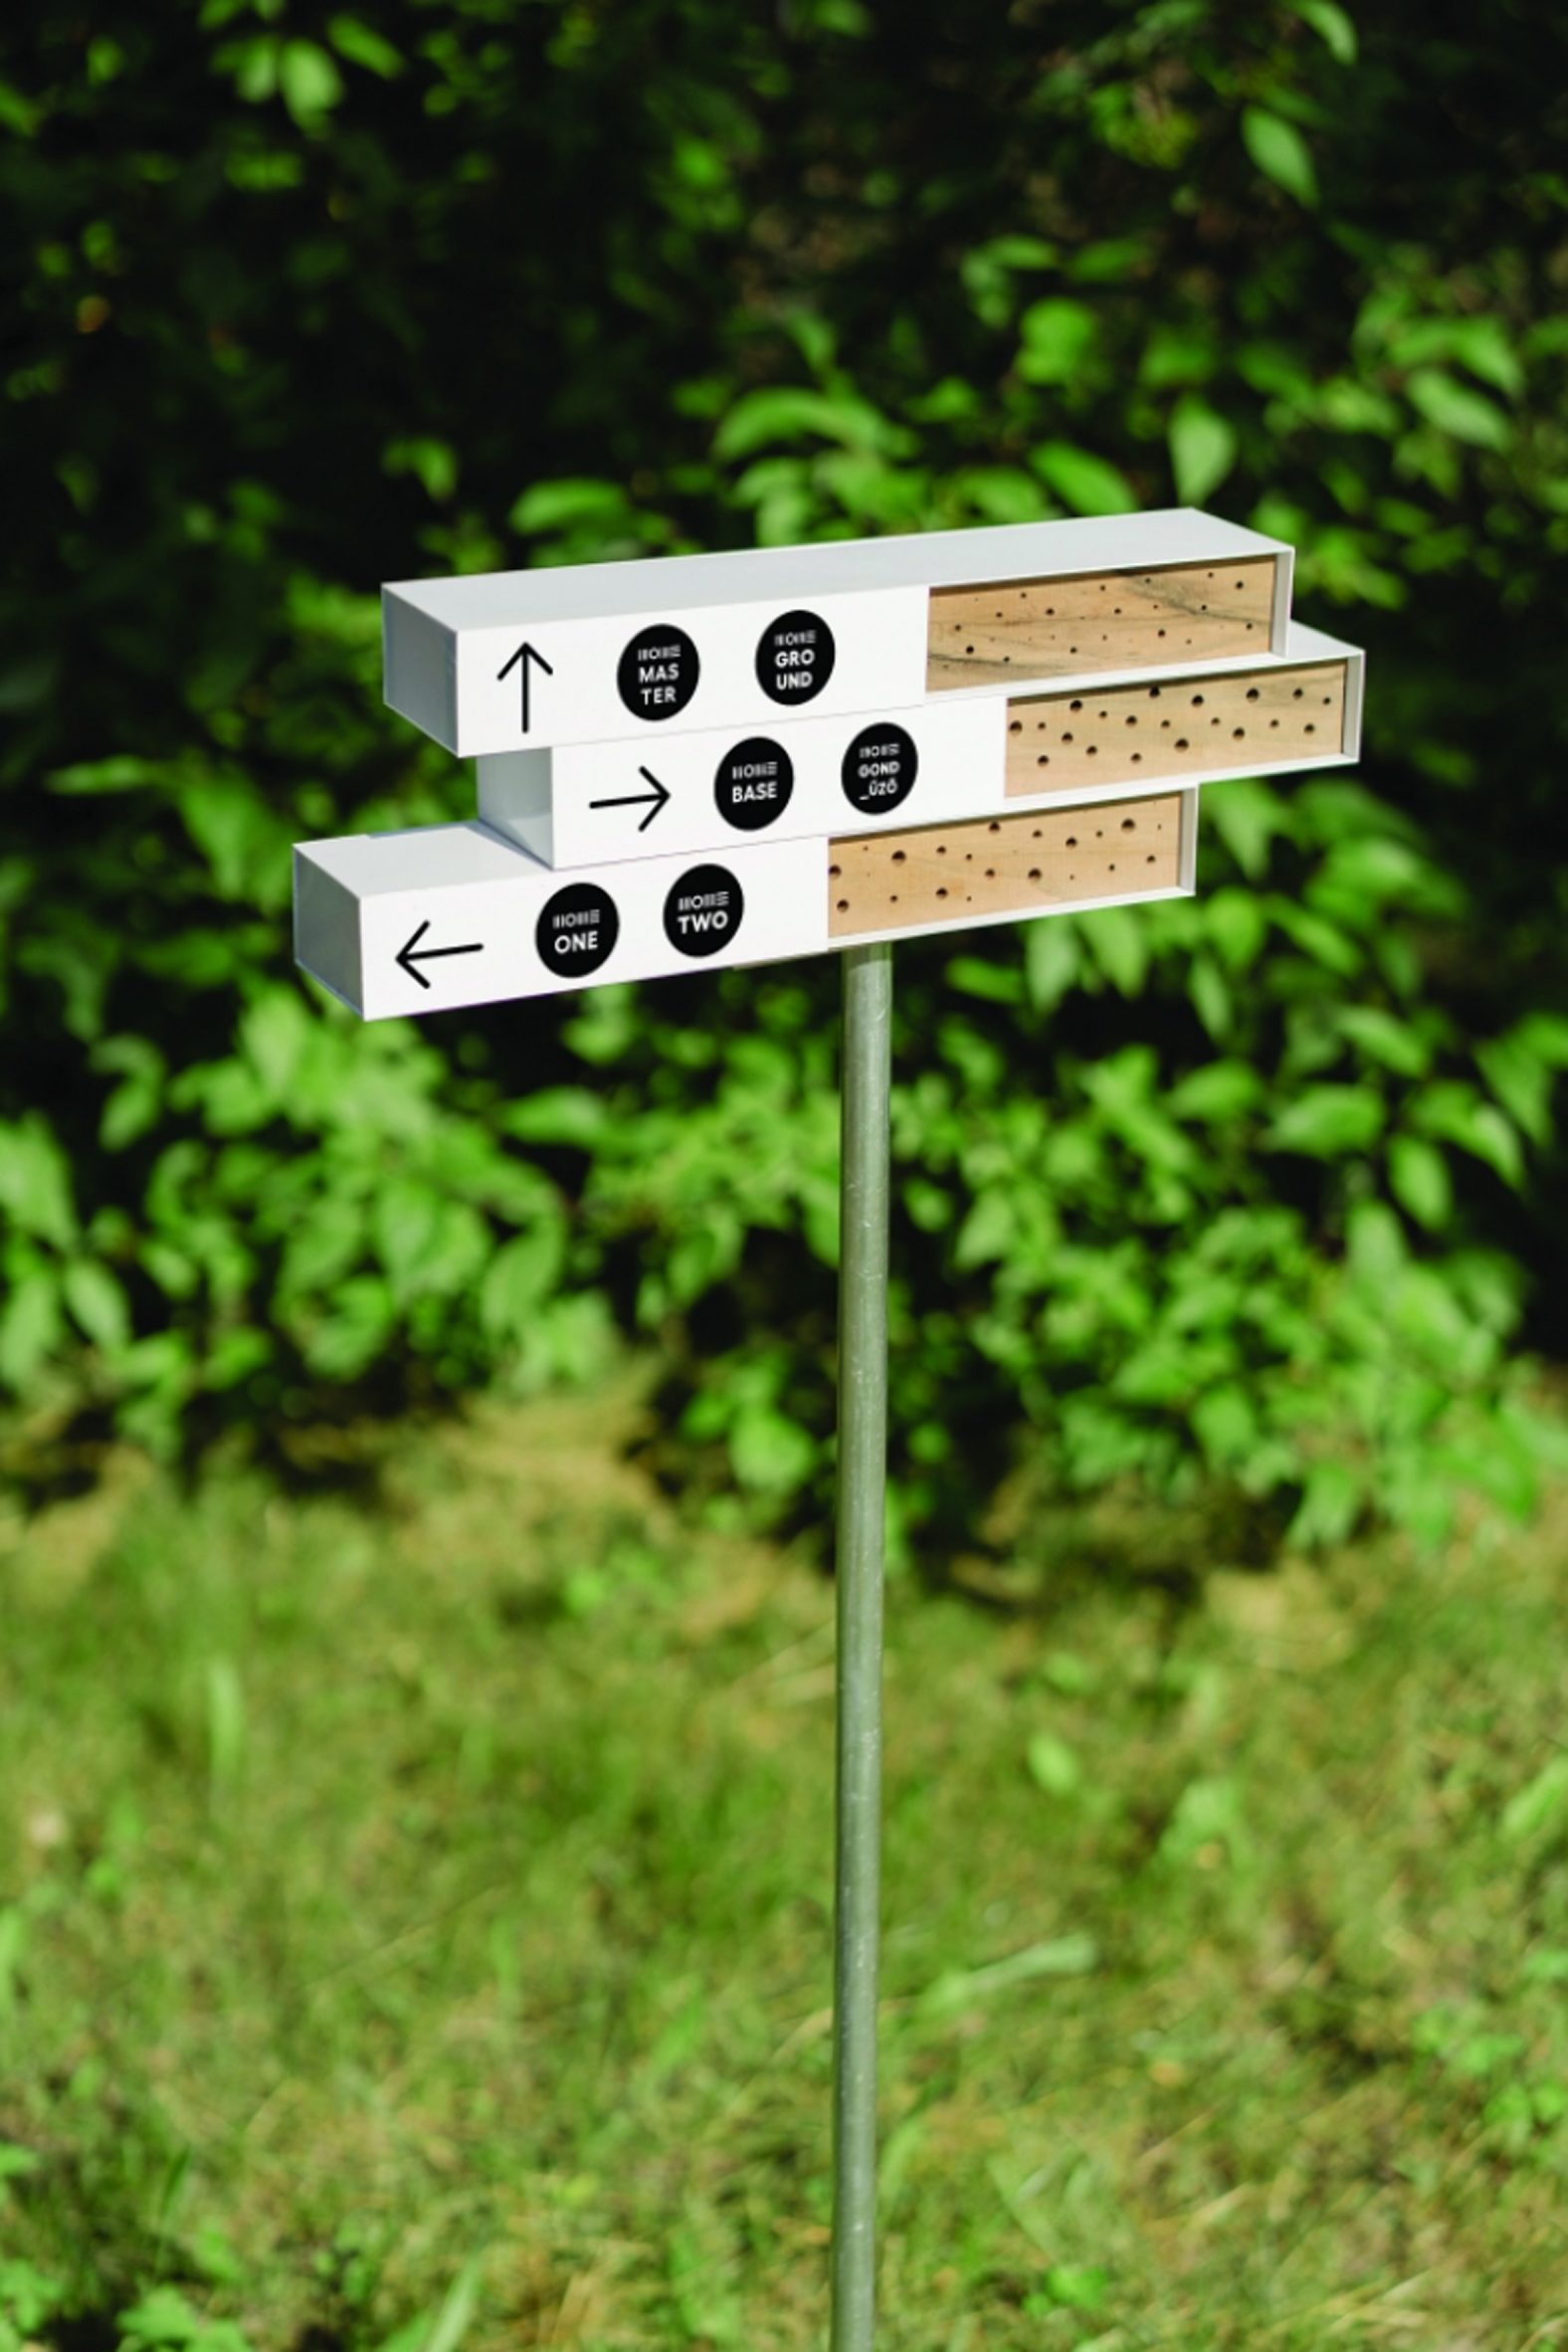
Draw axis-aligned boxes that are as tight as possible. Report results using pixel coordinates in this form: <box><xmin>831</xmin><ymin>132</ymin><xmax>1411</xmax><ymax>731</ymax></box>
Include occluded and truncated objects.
<box><xmin>831</xmin><ymin>940</ymin><xmax>892</xmax><ymax>2352</ymax></box>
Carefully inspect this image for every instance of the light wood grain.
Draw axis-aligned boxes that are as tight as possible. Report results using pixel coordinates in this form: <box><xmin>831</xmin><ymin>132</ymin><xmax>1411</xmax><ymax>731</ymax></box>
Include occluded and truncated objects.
<box><xmin>1005</xmin><ymin>659</ymin><xmax>1345</xmax><ymax>798</ymax></box>
<box><xmin>828</xmin><ymin>794</ymin><xmax>1185</xmax><ymax>938</ymax></box>
<box><xmin>925</xmin><ymin>557</ymin><xmax>1276</xmax><ymax>690</ymax></box>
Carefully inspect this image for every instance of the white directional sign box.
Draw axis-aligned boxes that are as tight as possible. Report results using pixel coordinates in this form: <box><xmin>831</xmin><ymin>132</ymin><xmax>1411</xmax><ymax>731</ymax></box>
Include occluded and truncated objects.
<box><xmin>294</xmin><ymin>823</ymin><xmax>826</xmax><ymax>1022</ymax></box>
<box><xmin>294</xmin><ymin>787</ymin><xmax>1198</xmax><ymax>1021</ymax></box>
<box><xmin>384</xmin><ymin>509</ymin><xmax>1292</xmax><ymax>758</ymax></box>
<box><xmin>477</xmin><ymin>695</ymin><xmax>1006</xmax><ymax>869</ymax></box>
<box><xmin>476</xmin><ymin>621</ymin><xmax>1363</xmax><ymax>871</ymax></box>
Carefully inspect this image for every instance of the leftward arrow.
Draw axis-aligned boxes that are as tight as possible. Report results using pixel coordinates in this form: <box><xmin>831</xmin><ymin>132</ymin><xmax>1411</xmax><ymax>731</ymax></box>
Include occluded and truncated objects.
<box><xmin>589</xmin><ymin>765</ymin><xmax>671</xmax><ymax>834</ymax></box>
<box><xmin>396</xmin><ymin>919</ymin><xmax>484</xmax><ymax>992</ymax></box>
<box><xmin>495</xmin><ymin>639</ymin><xmax>554</xmax><ymax>733</ymax></box>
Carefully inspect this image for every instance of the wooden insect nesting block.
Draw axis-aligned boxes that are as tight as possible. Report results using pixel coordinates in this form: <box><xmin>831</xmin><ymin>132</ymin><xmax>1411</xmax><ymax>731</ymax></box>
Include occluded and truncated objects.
<box><xmin>828</xmin><ymin>793</ymin><xmax>1187</xmax><ymax>938</ymax></box>
<box><xmin>925</xmin><ymin>558</ymin><xmax>1278</xmax><ymax>690</ymax></box>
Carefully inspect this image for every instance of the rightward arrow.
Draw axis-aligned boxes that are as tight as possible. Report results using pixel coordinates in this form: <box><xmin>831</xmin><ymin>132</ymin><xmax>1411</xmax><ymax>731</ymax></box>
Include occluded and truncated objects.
<box><xmin>495</xmin><ymin>639</ymin><xmax>554</xmax><ymax>733</ymax></box>
<box><xmin>396</xmin><ymin>919</ymin><xmax>484</xmax><ymax>991</ymax></box>
<box><xmin>588</xmin><ymin>765</ymin><xmax>671</xmax><ymax>834</ymax></box>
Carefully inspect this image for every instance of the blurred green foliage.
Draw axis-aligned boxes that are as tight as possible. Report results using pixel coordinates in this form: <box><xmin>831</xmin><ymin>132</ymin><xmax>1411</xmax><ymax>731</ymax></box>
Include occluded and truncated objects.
<box><xmin>3</xmin><ymin>1</ymin><xmax>1567</xmax><ymax>1551</ymax></box>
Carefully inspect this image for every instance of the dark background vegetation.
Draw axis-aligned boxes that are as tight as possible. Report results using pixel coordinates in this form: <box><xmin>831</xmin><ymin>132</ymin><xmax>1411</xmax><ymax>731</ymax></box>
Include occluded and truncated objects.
<box><xmin>5</xmin><ymin>9</ymin><xmax>1568</xmax><ymax>1530</ymax></box>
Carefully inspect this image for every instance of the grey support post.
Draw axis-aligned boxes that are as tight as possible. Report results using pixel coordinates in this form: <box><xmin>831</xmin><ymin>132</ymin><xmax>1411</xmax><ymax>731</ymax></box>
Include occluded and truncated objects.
<box><xmin>831</xmin><ymin>940</ymin><xmax>893</xmax><ymax>2352</ymax></box>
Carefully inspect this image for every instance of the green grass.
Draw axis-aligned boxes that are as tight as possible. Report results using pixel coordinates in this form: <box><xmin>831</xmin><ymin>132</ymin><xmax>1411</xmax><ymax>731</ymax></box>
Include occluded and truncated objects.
<box><xmin>5</xmin><ymin>1381</ymin><xmax>1568</xmax><ymax>2350</ymax></box>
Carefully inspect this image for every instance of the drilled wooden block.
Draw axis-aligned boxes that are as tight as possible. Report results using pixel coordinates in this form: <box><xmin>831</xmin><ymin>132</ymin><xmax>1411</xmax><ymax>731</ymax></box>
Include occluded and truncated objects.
<box><xmin>925</xmin><ymin>556</ymin><xmax>1277</xmax><ymax>691</ymax></box>
<box><xmin>827</xmin><ymin>794</ymin><xmax>1184</xmax><ymax>939</ymax></box>
<box><xmin>1005</xmin><ymin>658</ymin><xmax>1346</xmax><ymax>798</ymax></box>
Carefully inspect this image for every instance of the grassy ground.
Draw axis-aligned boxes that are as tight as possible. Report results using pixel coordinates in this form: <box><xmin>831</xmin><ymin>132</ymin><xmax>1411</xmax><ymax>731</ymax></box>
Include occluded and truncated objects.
<box><xmin>4</xmin><ymin>1380</ymin><xmax>1568</xmax><ymax>2351</ymax></box>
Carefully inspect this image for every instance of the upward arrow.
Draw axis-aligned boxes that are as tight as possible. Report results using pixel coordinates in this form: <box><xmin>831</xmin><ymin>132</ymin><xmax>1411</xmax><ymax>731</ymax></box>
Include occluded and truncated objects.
<box><xmin>496</xmin><ymin>639</ymin><xmax>554</xmax><ymax>733</ymax></box>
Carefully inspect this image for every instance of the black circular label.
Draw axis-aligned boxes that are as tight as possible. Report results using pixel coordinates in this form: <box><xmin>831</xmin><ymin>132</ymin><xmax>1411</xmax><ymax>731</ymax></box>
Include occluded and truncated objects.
<box><xmin>535</xmin><ymin>882</ymin><xmax>620</xmax><ymax>978</ymax></box>
<box><xmin>841</xmin><ymin>721</ymin><xmax>919</xmax><ymax>817</ymax></box>
<box><xmin>755</xmin><ymin>608</ymin><xmax>836</xmax><ymax>705</ymax></box>
<box><xmin>617</xmin><ymin>623</ymin><xmax>699</xmax><ymax>722</ymax></box>
<box><xmin>713</xmin><ymin>736</ymin><xmax>794</xmax><ymax>832</ymax></box>
<box><xmin>663</xmin><ymin>864</ymin><xmax>745</xmax><ymax>960</ymax></box>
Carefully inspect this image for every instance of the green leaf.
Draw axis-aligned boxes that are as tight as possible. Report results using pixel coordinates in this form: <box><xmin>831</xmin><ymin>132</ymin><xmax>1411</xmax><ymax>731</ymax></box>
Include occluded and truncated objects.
<box><xmin>1192</xmin><ymin>1383</ymin><xmax>1260</xmax><ymax>1470</ymax></box>
<box><xmin>713</xmin><ymin>387</ymin><xmax>898</xmax><ymax>461</ymax></box>
<box><xmin>0</xmin><ymin>1115</ymin><xmax>78</xmax><ymax>1247</ymax></box>
<box><xmin>917</xmin><ymin>1934</ymin><xmax>1099</xmax><ymax>2018</ymax></box>
<box><xmin>1501</xmin><ymin>1757</ymin><xmax>1568</xmax><ymax>1845</ymax></box>
<box><xmin>1037</xmin><ymin>2264</ymin><xmax>1109</xmax><ymax>2315</ymax></box>
<box><xmin>1168</xmin><ymin>392</ymin><xmax>1238</xmax><ymax>505</ymax></box>
<box><xmin>1406</xmin><ymin>368</ymin><xmax>1512</xmax><ymax>450</ymax></box>
<box><xmin>327</xmin><ymin>16</ymin><xmax>404</xmax><ymax>77</ymax></box>
<box><xmin>278</xmin><ymin>40</ymin><xmax>343</xmax><ymax>126</ymax></box>
<box><xmin>1168</xmin><ymin>1062</ymin><xmax>1265</xmax><ymax>1122</ymax></box>
<box><xmin>1081</xmin><ymin>904</ymin><xmax>1150</xmax><ymax>996</ymax></box>
<box><xmin>1025</xmin><ymin>1733</ymin><xmax>1081</xmax><ymax>1797</ymax></box>
<box><xmin>1410</xmin><ymin>1081</ymin><xmax>1524</xmax><ymax>1186</ymax></box>
<box><xmin>1336</xmin><ymin>1005</ymin><xmax>1430</xmax><ymax>1078</ymax></box>
<box><xmin>1241</xmin><ymin>107</ymin><xmax>1319</xmax><ymax>207</ymax></box>
<box><xmin>63</xmin><ymin>1260</ymin><xmax>131</xmax><ymax>1353</ymax></box>
<box><xmin>0</xmin><ymin>1272</ymin><xmax>63</xmax><ymax>1389</ymax></box>
<box><xmin>1388</xmin><ymin>1135</ymin><xmax>1453</xmax><ymax>1231</ymax></box>
<box><xmin>1025</xmin><ymin>918</ymin><xmax>1080</xmax><ymax>1011</ymax></box>
<box><xmin>479</xmin><ymin>1226</ymin><xmax>567</xmax><ymax>1341</ymax></box>
<box><xmin>1030</xmin><ymin>442</ymin><xmax>1136</xmax><ymax>515</ymax></box>
<box><xmin>1293</xmin><ymin>0</ymin><xmax>1357</xmax><ymax>63</ymax></box>
<box><xmin>1267</xmin><ymin>1084</ymin><xmax>1384</xmax><ymax>1157</ymax></box>
<box><xmin>1015</xmin><ymin>299</ymin><xmax>1097</xmax><ymax>387</ymax></box>
<box><xmin>508</xmin><ymin>479</ymin><xmax>631</xmax><ymax>535</ymax></box>
<box><xmin>730</xmin><ymin>1404</ymin><xmax>816</xmax><ymax>1494</ymax></box>
<box><xmin>1287</xmin><ymin>1461</ymin><xmax>1364</xmax><ymax>1549</ymax></box>
<box><xmin>384</xmin><ymin>438</ymin><xmax>458</xmax><ymax>501</ymax></box>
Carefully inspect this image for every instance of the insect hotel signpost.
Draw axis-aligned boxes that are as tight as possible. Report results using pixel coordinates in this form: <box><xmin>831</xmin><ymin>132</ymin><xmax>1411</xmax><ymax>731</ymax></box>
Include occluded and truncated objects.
<box><xmin>294</xmin><ymin>511</ymin><xmax>1364</xmax><ymax>2348</ymax></box>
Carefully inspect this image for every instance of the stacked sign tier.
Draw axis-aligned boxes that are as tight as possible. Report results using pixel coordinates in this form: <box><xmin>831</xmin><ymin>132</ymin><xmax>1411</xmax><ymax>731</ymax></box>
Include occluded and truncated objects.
<box><xmin>477</xmin><ymin>621</ymin><xmax>1361</xmax><ymax>872</ymax></box>
<box><xmin>294</xmin><ymin>512</ymin><xmax>1365</xmax><ymax>1019</ymax></box>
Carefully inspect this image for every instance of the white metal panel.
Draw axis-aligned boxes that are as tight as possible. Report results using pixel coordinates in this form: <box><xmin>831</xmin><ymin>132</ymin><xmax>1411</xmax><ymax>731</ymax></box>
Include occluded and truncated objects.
<box><xmin>386</xmin><ymin>509</ymin><xmax>1283</xmax><ymax>631</ymax></box>
<box><xmin>478</xmin><ymin>695</ymin><xmax>1007</xmax><ymax>870</ymax></box>
<box><xmin>390</xmin><ymin>583</ymin><xmax>927</xmax><ymax>758</ymax></box>
<box><xmin>294</xmin><ymin>824</ymin><xmax>830</xmax><ymax>1021</ymax></box>
<box><xmin>383</xmin><ymin>510</ymin><xmax>1292</xmax><ymax>756</ymax></box>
